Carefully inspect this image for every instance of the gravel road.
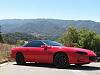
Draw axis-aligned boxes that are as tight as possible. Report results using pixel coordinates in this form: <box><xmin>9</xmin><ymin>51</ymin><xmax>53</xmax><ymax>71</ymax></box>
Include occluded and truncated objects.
<box><xmin>0</xmin><ymin>62</ymin><xmax>100</xmax><ymax>75</ymax></box>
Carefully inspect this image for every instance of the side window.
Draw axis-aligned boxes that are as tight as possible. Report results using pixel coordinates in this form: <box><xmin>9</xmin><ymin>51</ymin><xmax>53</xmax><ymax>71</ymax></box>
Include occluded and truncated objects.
<box><xmin>24</xmin><ymin>42</ymin><xmax>33</xmax><ymax>47</ymax></box>
<box><xmin>25</xmin><ymin>41</ymin><xmax>44</xmax><ymax>47</ymax></box>
<box><xmin>32</xmin><ymin>41</ymin><xmax>44</xmax><ymax>47</ymax></box>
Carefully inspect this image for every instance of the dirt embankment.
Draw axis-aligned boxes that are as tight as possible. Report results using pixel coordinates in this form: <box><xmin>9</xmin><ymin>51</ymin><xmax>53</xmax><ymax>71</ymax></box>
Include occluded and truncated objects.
<box><xmin>0</xmin><ymin>43</ymin><xmax>16</xmax><ymax>64</ymax></box>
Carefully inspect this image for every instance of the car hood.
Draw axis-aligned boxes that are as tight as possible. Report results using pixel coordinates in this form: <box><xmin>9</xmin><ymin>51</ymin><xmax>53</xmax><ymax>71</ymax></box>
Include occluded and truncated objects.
<box><xmin>52</xmin><ymin>46</ymin><xmax>96</xmax><ymax>56</ymax></box>
<box><xmin>64</xmin><ymin>47</ymin><xmax>90</xmax><ymax>52</ymax></box>
<box><xmin>64</xmin><ymin>47</ymin><xmax>96</xmax><ymax>56</ymax></box>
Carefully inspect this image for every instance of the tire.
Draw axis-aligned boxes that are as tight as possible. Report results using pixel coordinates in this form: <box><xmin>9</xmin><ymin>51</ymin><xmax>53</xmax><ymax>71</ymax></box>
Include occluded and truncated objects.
<box><xmin>16</xmin><ymin>53</ymin><xmax>26</xmax><ymax>65</ymax></box>
<box><xmin>53</xmin><ymin>53</ymin><xmax>69</xmax><ymax>69</ymax></box>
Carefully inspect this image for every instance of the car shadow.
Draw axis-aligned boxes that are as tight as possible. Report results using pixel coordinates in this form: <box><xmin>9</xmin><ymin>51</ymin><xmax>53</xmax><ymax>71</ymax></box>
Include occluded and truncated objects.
<box><xmin>14</xmin><ymin>63</ymin><xmax>100</xmax><ymax>71</ymax></box>
<box><xmin>14</xmin><ymin>63</ymin><xmax>56</xmax><ymax>68</ymax></box>
<box><xmin>68</xmin><ymin>65</ymin><xmax>100</xmax><ymax>71</ymax></box>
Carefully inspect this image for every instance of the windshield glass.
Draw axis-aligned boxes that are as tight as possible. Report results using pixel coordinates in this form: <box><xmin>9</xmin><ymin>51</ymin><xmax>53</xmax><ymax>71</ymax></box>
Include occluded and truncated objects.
<box><xmin>42</xmin><ymin>40</ymin><xmax>63</xmax><ymax>46</ymax></box>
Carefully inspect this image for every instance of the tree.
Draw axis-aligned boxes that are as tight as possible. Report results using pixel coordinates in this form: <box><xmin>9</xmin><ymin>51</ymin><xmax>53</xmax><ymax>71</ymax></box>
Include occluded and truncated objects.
<box><xmin>59</xmin><ymin>26</ymin><xmax>100</xmax><ymax>53</ymax></box>
<box><xmin>0</xmin><ymin>25</ymin><xmax>4</xmax><ymax>43</ymax></box>
<box><xmin>78</xmin><ymin>29</ymin><xmax>96</xmax><ymax>50</ymax></box>
<box><xmin>59</xmin><ymin>26</ymin><xmax>79</xmax><ymax>46</ymax></box>
<box><xmin>94</xmin><ymin>35</ymin><xmax>100</xmax><ymax>54</ymax></box>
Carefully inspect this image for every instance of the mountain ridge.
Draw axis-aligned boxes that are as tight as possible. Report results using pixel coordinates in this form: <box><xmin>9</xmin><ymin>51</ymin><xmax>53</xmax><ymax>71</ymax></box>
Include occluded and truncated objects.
<box><xmin>0</xmin><ymin>19</ymin><xmax>100</xmax><ymax>35</ymax></box>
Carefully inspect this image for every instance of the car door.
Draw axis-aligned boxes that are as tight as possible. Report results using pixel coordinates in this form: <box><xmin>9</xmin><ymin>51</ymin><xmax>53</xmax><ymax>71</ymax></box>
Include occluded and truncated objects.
<box><xmin>24</xmin><ymin>41</ymin><xmax>49</xmax><ymax>62</ymax></box>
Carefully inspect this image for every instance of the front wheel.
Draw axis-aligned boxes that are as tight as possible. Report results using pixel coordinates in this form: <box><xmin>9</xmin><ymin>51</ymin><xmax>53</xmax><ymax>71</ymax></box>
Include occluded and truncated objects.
<box><xmin>16</xmin><ymin>53</ymin><xmax>26</xmax><ymax>65</ymax></box>
<box><xmin>53</xmin><ymin>53</ymin><xmax>69</xmax><ymax>69</ymax></box>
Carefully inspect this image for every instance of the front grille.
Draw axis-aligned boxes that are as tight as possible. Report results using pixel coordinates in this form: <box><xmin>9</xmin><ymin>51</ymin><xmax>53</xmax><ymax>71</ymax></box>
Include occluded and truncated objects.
<box><xmin>89</xmin><ymin>56</ymin><xmax>97</xmax><ymax>61</ymax></box>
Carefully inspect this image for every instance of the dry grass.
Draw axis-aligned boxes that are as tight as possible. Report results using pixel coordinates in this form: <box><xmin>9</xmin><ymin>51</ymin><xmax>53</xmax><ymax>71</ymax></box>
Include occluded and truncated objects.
<box><xmin>0</xmin><ymin>43</ymin><xmax>16</xmax><ymax>62</ymax></box>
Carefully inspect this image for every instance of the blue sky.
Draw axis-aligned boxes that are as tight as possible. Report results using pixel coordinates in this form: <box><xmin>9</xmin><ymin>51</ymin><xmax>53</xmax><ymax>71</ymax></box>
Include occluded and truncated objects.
<box><xmin>0</xmin><ymin>0</ymin><xmax>100</xmax><ymax>22</ymax></box>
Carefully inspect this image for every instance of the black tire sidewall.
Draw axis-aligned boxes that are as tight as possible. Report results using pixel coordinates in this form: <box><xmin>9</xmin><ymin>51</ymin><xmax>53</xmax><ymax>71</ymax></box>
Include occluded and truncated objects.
<box><xmin>16</xmin><ymin>53</ymin><xmax>25</xmax><ymax>65</ymax></box>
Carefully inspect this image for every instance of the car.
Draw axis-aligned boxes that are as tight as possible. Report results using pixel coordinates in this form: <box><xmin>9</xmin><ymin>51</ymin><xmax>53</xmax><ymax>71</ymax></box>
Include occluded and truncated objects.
<box><xmin>11</xmin><ymin>40</ymin><xmax>96</xmax><ymax>68</ymax></box>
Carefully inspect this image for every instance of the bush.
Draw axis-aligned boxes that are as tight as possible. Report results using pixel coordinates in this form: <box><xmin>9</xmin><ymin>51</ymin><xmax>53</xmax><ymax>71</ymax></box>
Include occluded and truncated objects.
<box><xmin>58</xmin><ymin>26</ymin><xmax>100</xmax><ymax>53</ymax></box>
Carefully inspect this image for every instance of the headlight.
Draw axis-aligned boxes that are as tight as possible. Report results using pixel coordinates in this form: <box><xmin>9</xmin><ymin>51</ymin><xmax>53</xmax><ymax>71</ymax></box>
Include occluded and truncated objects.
<box><xmin>76</xmin><ymin>51</ymin><xmax>87</xmax><ymax>55</ymax></box>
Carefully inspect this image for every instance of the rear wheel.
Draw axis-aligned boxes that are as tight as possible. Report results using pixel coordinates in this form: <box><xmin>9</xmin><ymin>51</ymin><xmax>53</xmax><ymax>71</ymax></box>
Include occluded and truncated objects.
<box><xmin>53</xmin><ymin>53</ymin><xmax>69</xmax><ymax>69</ymax></box>
<box><xmin>16</xmin><ymin>53</ymin><xmax>26</xmax><ymax>65</ymax></box>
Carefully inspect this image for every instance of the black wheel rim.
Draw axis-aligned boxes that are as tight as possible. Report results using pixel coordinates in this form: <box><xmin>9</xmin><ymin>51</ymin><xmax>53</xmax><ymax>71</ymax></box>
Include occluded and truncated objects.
<box><xmin>54</xmin><ymin>54</ymin><xmax>69</xmax><ymax>68</ymax></box>
<box><xmin>57</xmin><ymin>55</ymin><xmax>67</xmax><ymax>65</ymax></box>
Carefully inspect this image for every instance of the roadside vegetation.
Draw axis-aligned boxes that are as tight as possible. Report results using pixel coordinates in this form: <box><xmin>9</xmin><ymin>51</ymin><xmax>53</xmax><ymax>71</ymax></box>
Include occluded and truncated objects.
<box><xmin>0</xmin><ymin>33</ymin><xmax>16</xmax><ymax>63</ymax></box>
<box><xmin>58</xmin><ymin>26</ymin><xmax>100</xmax><ymax>55</ymax></box>
<box><xmin>0</xmin><ymin>43</ymin><xmax>16</xmax><ymax>62</ymax></box>
<box><xmin>2</xmin><ymin>32</ymin><xmax>37</xmax><ymax>45</ymax></box>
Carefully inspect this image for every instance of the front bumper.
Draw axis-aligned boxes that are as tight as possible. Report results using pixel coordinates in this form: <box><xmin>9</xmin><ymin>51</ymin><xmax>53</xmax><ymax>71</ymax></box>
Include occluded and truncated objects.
<box><xmin>76</xmin><ymin>55</ymin><xmax>97</xmax><ymax>64</ymax></box>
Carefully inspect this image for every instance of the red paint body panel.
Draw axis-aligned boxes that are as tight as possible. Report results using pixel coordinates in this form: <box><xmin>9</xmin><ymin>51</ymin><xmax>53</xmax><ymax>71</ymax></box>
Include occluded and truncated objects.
<box><xmin>11</xmin><ymin>45</ymin><xmax>96</xmax><ymax>64</ymax></box>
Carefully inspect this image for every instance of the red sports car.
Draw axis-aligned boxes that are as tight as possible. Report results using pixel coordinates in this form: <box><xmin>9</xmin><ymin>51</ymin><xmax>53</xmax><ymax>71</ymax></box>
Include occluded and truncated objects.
<box><xmin>11</xmin><ymin>40</ymin><xmax>96</xmax><ymax>68</ymax></box>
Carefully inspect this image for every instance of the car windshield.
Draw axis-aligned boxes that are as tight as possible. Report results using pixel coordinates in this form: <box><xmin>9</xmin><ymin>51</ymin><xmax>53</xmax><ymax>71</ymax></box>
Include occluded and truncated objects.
<box><xmin>42</xmin><ymin>40</ymin><xmax>63</xmax><ymax>46</ymax></box>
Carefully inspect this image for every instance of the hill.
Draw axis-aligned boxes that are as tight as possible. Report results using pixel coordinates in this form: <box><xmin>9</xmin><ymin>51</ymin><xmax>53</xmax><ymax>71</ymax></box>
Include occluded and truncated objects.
<box><xmin>0</xmin><ymin>19</ymin><xmax>100</xmax><ymax>36</ymax></box>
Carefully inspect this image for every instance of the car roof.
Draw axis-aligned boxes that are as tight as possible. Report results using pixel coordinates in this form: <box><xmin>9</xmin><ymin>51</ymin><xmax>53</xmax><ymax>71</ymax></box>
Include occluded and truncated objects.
<box><xmin>30</xmin><ymin>40</ymin><xmax>51</xmax><ymax>42</ymax></box>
